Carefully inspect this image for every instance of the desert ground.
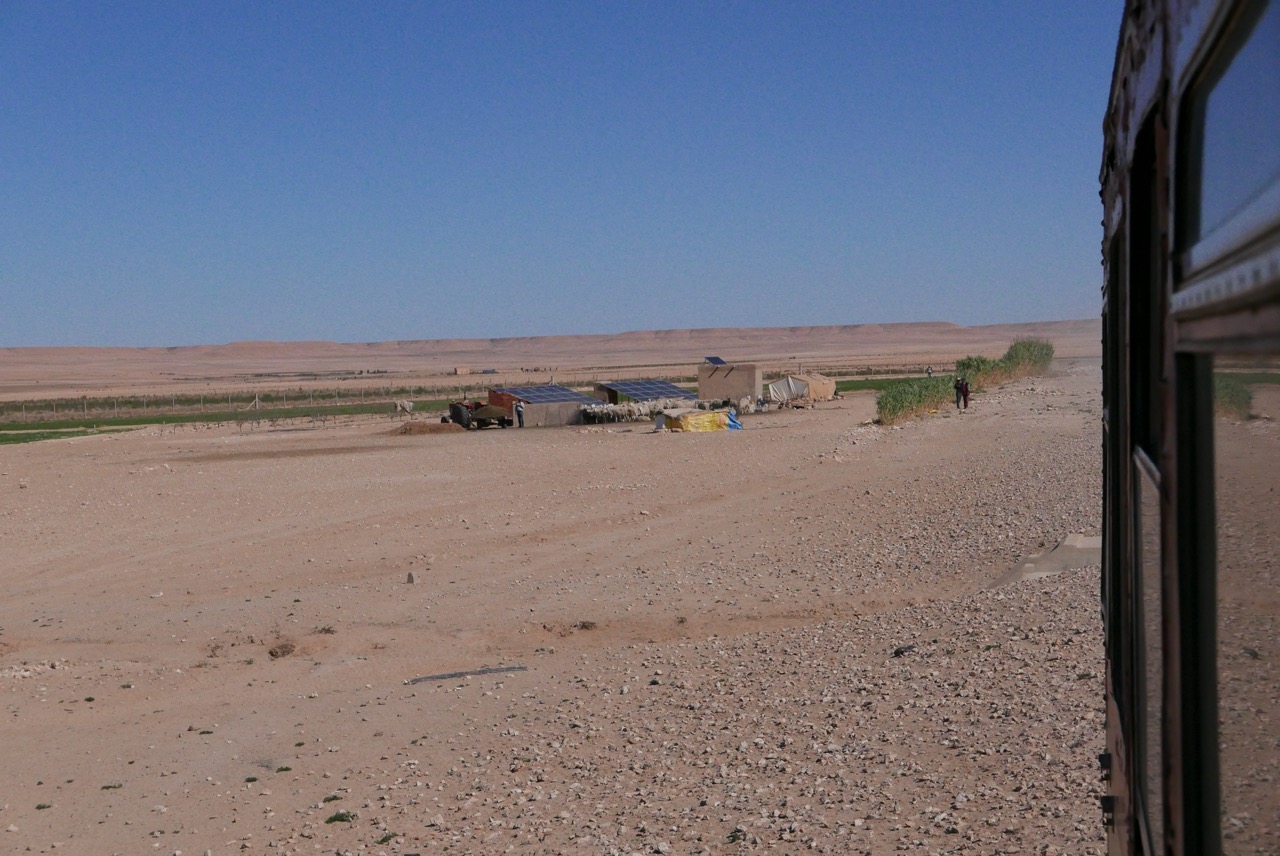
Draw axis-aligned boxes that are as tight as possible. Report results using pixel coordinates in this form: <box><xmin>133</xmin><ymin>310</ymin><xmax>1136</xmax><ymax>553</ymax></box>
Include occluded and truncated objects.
<box><xmin>2</xmin><ymin>322</ymin><xmax>1107</xmax><ymax>855</ymax></box>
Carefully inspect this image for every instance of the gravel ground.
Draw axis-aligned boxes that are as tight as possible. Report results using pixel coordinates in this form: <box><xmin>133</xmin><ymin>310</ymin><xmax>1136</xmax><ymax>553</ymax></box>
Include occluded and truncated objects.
<box><xmin>361</xmin><ymin>570</ymin><xmax>1104</xmax><ymax>855</ymax></box>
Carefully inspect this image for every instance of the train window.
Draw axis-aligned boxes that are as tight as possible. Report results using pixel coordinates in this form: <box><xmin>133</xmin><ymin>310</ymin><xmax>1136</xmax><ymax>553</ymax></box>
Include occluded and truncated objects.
<box><xmin>1136</xmin><ymin>456</ymin><xmax>1165</xmax><ymax>853</ymax></box>
<box><xmin>1103</xmin><ymin>240</ymin><xmax>1126</xmax><ymax>708</ymax></box>
<box><xmin>1213</xmin><ymin>356</ymin><xmax>1280</xmax><ymax>853</ymax></box>
<box><xmin>1131</xmin><ymin>116</ymin><xmax>1164</xmax><ymax>455</ymax></box>
<box><xmin>1180</xmin><ymin>0</ymin><xmax>1280</xmax><ymax>276</ymax></box>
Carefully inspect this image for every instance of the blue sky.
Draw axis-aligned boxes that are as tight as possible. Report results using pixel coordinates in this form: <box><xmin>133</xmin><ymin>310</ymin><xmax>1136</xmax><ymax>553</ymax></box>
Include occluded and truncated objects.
<box><xmin>2</xmin><ymin>2</ymin><xmax>1118</xmax><ymax>347</ymax></box>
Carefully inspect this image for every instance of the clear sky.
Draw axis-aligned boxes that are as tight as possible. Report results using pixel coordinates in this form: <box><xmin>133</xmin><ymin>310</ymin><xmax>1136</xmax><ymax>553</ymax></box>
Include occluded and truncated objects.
<box><xmin>2</xmin><ymin>2</ymin><xmax>1119</xmax><ymax>348</ymax></box>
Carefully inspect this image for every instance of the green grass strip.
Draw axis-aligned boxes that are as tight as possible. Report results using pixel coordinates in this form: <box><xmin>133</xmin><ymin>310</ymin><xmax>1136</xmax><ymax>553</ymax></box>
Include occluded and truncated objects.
<box><xmin>0</xmin><ymin>429</ymin><xmax>135</xmax><ymax>445</ymax></box>
<box><xmin>0</xmin><ymin>399</ymin><xmax>457</xmax><ymax>434</ymax></box>
<box><xmin>834</xmin><ymin>377</ymin><xmax>922</xmax><ymax>393</ymax></box>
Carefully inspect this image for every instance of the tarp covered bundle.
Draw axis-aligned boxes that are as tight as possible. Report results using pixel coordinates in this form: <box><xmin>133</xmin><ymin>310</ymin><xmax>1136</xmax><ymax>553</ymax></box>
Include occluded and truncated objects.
<box><xmin>657</xmin><ymin>408</ymin><xmax>741</xmax><ymax>432</ymax></box>
<box><xmin>767</xmin><ymin>373</ymin><xmax>836</xmax><ymax>403</ymax></box>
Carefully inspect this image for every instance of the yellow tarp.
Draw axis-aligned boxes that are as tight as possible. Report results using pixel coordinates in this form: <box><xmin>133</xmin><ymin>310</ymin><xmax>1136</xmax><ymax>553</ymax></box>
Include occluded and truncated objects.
<box><xmin>660</xmin><ymin>409</ymin><xmax>729</xmax><ymax>432</ymax></box>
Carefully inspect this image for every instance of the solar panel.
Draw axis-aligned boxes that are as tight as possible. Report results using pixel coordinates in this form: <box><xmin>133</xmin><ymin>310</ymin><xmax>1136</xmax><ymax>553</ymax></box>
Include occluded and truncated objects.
<box><xmin>492</xmin><ymin>385</ymin><xmax>597</xmax><ymax>404</ymax></box>
<box><xmin>602</xmin><ymin>380</ymin><xmax>697</xmax><ymax>401</ymax></box>
<box><xmin>704</xmin><ymin>356</ymin><xmax>727</xmax><ymax>366</ymax></box>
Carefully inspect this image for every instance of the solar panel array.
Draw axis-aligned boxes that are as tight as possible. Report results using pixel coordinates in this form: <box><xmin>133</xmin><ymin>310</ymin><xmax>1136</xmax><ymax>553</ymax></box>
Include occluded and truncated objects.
<box><xmin>704</xmin><ymin>356</ymin><xmax>727</xmax><ymax>365</ymax></box>
<box><xmin>601</xmin><ymin>380</ymin><xmax>697</xmax><ymax>401</ymax></box>
<box><xmin>493</xmin><ymin>385</ymin><xmax>598</xmax><ymax>404</ymax></box>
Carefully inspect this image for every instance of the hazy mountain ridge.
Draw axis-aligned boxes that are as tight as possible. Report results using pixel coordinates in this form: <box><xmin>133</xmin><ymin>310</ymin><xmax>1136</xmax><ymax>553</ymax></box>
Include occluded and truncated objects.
<box><xmin>1</xmin><ymin>319</ymin><xmax>1100</xmax><ymax>397</ymax></box>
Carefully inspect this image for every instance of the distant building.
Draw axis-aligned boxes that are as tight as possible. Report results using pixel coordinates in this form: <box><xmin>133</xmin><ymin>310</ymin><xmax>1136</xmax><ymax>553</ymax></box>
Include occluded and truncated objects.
<box><xmin>453</xmin><ymin>367</ymin><xmax>470</xmax><ymax>376</ymax></box>
<box><xmin>488</xmin><ymin>385</ymin><xmax>596</xmax><ymax>427</ymax></box>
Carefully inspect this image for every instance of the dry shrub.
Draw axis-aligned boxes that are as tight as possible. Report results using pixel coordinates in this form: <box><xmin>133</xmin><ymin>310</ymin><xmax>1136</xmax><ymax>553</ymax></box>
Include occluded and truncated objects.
<box><xmin>393</xmin><ymin>422</ymin><xmax>465</xmax><ymax>436</ymax></box>
<box><xmin>268</xmin><ymin>640</ymin><xmax>296</xmax><ymax>659</ymax></box>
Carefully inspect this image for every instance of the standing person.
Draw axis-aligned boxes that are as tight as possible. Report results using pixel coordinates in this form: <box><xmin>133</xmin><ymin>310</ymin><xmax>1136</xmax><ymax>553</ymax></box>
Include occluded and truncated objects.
<box><xmin>514</xmin><ymin>400</ymin><xmax>525</xmax><ymax>428</ymax></box>
<box><xmin>954</xmin><ymin>376</ymin><xmax>964</xmax><ymax>410</ymax></box>
<box><xmin>926</xmin><ymin>365</ymin><xmax>933</xmax><ymax>378</ymax></box>
<box><xmin>961</xmin><ymin>378</ymin><xmax>971</xmax><ymax>410</ymax></box>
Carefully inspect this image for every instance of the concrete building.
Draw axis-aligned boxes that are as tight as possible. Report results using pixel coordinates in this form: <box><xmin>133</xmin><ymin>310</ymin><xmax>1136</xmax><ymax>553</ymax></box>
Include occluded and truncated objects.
<box><xmin>697</xmin><ymin>362</ymin><xmax>763</xmax><ymax>402</ymax></box>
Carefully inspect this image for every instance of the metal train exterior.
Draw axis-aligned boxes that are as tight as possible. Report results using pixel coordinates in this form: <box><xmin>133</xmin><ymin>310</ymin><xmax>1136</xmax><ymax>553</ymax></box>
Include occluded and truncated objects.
<box><xmin>1100</xmin><ymin>0</ymin><xmax>1279</xmax><ymax>853</ymax></box>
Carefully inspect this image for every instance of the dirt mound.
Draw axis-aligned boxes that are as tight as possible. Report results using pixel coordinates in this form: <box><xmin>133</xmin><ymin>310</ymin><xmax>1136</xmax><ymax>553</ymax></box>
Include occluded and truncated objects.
<box><xmin>392</xmin><ymin>421</ymin><xmax>465</xmax><ymax>435</ymax></box>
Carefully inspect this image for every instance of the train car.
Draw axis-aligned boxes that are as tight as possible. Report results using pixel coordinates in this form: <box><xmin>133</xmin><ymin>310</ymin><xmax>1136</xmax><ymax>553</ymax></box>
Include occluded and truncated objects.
<box><xmin>1100</xmin><ymin>0</ymin><xmax>1278</xmax><ymax>854</ymax></box>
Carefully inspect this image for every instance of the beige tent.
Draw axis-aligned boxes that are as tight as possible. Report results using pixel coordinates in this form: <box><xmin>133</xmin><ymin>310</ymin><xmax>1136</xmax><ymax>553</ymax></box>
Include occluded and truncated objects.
<box><xmin>767</xmin><ymin>373</ymin><xmax>836</xmax><ymax>403</ymax></box>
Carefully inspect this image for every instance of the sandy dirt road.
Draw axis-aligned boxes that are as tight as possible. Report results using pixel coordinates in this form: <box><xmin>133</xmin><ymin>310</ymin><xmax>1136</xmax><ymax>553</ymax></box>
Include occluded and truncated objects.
<box><xmin>1</xmin><ymin>357</ymin><xmax>1104</xmax><ymax>854</ymax></box>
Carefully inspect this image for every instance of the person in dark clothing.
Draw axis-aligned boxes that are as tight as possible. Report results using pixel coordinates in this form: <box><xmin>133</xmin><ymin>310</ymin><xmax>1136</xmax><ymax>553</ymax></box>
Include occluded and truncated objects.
<box><xmin>961</xmin><ymin>378</ymin><xmax>971</xmax><ymax>409</ymax></box>
<box><xmin>954</xmin><ymin>377</ymin><xmax>964</xmax><ymax>410</ymax></box>
<box><xmin>514</xmin><ymin>400</ymin><xmax>525</xmax><ymax>428</ymax></box>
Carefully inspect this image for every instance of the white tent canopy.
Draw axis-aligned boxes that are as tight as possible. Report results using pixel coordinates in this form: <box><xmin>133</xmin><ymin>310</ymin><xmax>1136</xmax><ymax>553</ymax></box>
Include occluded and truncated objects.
<box><xmin>767</xmin><ymin>373</ymin><xmax>836</xmax><ymax>403</ymax></box>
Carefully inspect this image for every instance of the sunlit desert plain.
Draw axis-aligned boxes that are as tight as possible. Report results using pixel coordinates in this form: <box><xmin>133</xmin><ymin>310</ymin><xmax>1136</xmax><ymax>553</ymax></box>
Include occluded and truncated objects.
<box><xmin>1</xmin><ymin>321</ymin><xmax>1111</xmax><ymax>855</ymax></box>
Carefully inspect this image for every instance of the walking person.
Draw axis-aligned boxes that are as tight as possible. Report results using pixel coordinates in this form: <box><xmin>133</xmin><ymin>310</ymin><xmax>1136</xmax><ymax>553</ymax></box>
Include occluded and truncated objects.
<box><xmin>514</xmin><ymin>400</ymin><xmax>525</xmax><ymax>428</ymax></box>
<box><xmin>926</xmin><ymin>365</ymin><xmax>933</xmax><ymax>379</ymax></box>
<box><xmin>954</xmin><ymin>376</ymin><xmax>964</xmax><ymax>410</ymax></box>
<box><xmin>961</xmin><ymin>378</ymin><xmax>971</xmax><ymax>410</ymax></box>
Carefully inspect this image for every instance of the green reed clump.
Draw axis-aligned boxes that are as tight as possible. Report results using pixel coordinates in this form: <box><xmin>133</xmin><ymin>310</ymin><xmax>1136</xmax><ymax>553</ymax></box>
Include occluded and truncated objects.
<box><xmin>954</xmin><ymin>355</ymin><xmax>1000</xmax><ymax>385</ymax></box>
<box><xmin>1003</xmin><ymin>337</ymin><xmax>1055</xmax><ymax>372</ymax></box>
<box><xmin>1213</xmin><ymin>373</ymin><xmax>1252</xmax><ymax>420</ymax></box>
<box><xmin>875</xmin><ymin>376</ymin><xmax>957</xmax><ymax>425</ymax></box>
<box><xmin>957</xmin><ymin>337</ymin><xmax>1055</xmax><ymax>391</ymax></box>
<box><xmin>875</xmin><ymin>337</ymin><xmax>1055</xmax><ymax>425</ymax></box>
